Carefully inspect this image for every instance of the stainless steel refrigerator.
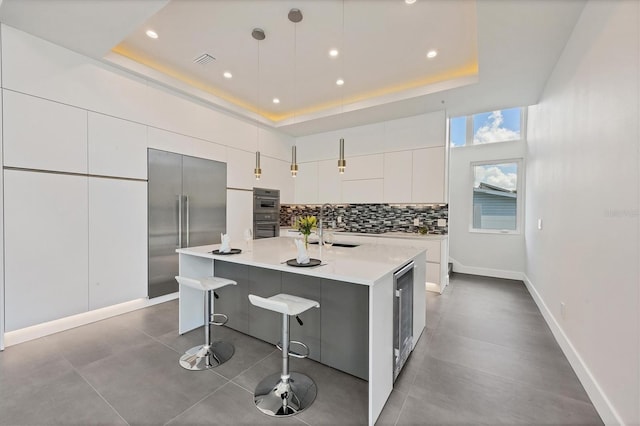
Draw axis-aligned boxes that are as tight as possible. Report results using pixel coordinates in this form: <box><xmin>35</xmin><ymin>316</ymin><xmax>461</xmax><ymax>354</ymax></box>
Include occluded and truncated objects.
<box><xmin>148</xmin><ymin>149</ymin><xmax>227</xmax><ymax>298</ymax></box>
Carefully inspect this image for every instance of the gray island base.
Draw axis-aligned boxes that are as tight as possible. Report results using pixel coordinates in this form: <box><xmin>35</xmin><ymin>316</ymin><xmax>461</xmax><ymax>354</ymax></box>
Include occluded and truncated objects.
<box><xmin>177</xmin><ymin>237</ymin><xmax>426</xmax><ymax>425</ymax></box>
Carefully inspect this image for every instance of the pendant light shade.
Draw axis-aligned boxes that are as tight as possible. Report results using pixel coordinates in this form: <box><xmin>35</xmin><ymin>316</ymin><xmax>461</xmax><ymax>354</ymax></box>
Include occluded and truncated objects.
<box><xmin>338</xmin><ymin>138</ymin><xmax>346</xmax><ymax>174</ymax></box>
<box><xmin>254</xmin><ymin>151</ymin><xmax>262</xmax><ymax>180</ymax></box>
<box><xmin>290</xmin><ymin>146</ymin><xmax>298</xmax><ymax>177</ymax></box>
<box><xmin>252</xmin><ymin>28</ymin><xmax>265</xmax><ymax>180</ymax></box>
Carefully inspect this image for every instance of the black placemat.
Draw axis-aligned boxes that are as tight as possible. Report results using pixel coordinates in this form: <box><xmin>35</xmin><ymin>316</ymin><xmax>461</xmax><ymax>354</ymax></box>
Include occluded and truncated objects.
<box><xmin>285</xmin><ymin>258</ymin><xmax>322</xmax><ymax>267</ymax></box>
<box><xmin>212</xmin><ymin>248</ymin><xmax>242</xmax><ymax>255</ymax></box>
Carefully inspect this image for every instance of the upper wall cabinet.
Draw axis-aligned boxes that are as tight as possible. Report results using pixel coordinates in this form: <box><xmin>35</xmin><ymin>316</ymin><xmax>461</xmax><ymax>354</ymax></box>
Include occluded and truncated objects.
<box><xmin>412</xmin><ymin>147</ymin><xmax>446</xmax><ymax>203</ymax></box>
<box><xmin>88</xmin><ymin>113</ymin><xmax>147</xmax><ymax>179</ymax></box>
<box><xmin>3</xmin><ymin>90</ymin><xmax>87</xmax><ymax>173</ymax></box>
<box><xmin>341</xmin><ymin>154</ymin><xmax>384</xmax><ymax>181</ymax></box>
<box><xmin>147</xmin><ymin>127</ymin><xmax>226</xmax><ymax>163</ymax></box>
<box><xmin>318</xmin><ymin>159</ymin><xmax>342</xmax><ymax>204</ymax></box>
<box><xmin>227</xmin><ymin>147</ymin><xmax>255</xmax><ymax>190</ymax></box>
<box><xmin>383</xmin><ymin>151</ymin><xmax>413</xmax><ymax>203</ymax></box>
<box><xmin>295</xmin><ymin>162</ymin><xmax>319</xmax><ymax>204</ymax></box>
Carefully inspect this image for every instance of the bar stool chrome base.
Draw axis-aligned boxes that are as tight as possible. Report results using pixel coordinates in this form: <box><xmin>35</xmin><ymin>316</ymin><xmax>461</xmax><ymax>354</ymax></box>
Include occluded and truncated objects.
<box><xmin>254</xmin><ymin>372</ymin><xmax>317</xmax><ymax>416</ymax></box>
<box><xmin>179</xmin><ymin>341</ymin><xmax>234</xmax><ymax>371</ymax></box>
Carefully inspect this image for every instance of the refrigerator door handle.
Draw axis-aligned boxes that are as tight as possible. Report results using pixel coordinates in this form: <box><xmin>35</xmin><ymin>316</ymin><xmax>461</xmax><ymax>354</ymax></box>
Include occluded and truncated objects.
<box><xmin>177</xmin><ymin>195</ymin><xmax>183</xmax><ymax>248</ymax></box>
<box><xmin>185</xmin><ymin>195</ymin><xmax>190</xmax><ymax>247</ymax></box>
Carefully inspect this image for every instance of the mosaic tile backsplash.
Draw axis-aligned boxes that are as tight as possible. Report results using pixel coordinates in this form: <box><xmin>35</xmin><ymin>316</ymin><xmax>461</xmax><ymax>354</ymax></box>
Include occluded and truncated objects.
<box><xmin>280</xmin><ymin>204</ymin><xmax>448</xmax><ymax>235</ymax></box>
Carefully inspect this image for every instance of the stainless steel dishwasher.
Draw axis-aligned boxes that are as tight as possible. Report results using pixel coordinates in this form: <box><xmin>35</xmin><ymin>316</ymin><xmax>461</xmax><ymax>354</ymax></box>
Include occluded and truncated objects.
<box><xmin>393</xmin><ymin>261</ymin><xmax>414</xmax><ymax>381</ymax></box>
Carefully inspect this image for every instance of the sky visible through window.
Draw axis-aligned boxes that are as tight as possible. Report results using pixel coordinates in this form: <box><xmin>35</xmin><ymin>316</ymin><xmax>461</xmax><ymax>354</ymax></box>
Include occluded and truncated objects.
<box><xmin>474</xmin><ymin>162</ymin><xmax>518</xmax><ymax>191</ymax></box>
<box><xmin>449</xmin><ymin>107</ymin><xmax>521</xmax><ymax>147</ymax></box>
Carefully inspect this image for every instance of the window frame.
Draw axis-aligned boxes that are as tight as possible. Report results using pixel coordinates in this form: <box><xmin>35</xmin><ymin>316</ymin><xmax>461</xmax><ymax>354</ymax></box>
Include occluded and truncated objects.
<box><xmin>468</xmin><ymin>158</ymin><xmax>524</xmax><ymax>235</ymax></box>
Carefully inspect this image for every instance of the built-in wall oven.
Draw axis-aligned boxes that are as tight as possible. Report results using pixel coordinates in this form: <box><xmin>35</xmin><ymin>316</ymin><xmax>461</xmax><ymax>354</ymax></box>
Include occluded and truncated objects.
<box><xmin>253</xmin><ymin>188</ymin><xmax>280</xmax><ymax>239</ymax></box>
<box><xmin>393</xmin><ymin>261</ymin><xmax>414</xmax><ymax>382</ymax></box>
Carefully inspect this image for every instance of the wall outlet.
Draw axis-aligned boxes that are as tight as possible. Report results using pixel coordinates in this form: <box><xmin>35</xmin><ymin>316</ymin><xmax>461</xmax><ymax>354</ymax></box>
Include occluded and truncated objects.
<box><xmin>560</xmin><ymin>302</ymin><xmax>566</xmax><ymax>319</ymax></box>
<box><xmin>413</xmin><ymin>218</ymin><xmax>420</xmax><ymax>226</ymax></box>
<box><xmin>337</xmin><ymin>216</ymin><xmax>342</xmax><ymax>223</ymax></box>
<box><xmin>437</xmin><ymin>219</ymin><xmax>447</xmax><ymax>227</ymax></box>
<box><xmin>537</xmin><ymin>218</ymin><xmax>543</xmax><ymax>230</ymax></box>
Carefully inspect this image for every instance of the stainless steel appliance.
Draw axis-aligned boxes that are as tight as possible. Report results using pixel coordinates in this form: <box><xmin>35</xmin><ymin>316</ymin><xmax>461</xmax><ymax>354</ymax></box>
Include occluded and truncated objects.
<box><xmin>253</xmin><ymin>187</ymin><xmax>280</xmax><ymax>239</ymax></box>
<box><xmin>393</xmin><ymin>261</ymin><xmax>414</xmax><ymax>381</ymax></box>
<box><xmin>148</xmin><ymin>149</ymin><xmax>227</xmax><ymax>298</ymax></box>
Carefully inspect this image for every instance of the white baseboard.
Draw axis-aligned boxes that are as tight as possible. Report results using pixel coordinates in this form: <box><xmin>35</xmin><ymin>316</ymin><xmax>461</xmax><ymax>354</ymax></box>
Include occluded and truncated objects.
<box><xmin>3</xmin><ymin>293</ymin><xmax>179</xmax><ymax>348</ymax></box>
<box><xmin>522</xmin><ymin>274</ymin><xmax>622</xmax><ymax>426</ymax></box>
<box><xmin>449</xmin><ymin>257</ymin><xmax>524</xmax><ymax>281</ymax></box>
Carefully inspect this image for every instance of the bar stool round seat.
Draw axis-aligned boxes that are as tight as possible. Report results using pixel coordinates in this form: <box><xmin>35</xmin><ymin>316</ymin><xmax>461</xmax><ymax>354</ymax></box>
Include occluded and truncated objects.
<box><xmin>175</xmin><ymin>276</ymin><xmax>237</xmax><ymax>371</ymax></box>
<box><xmin>248</xmin><ymin>293</ymin><xmax>320</xmax><ymax>417</ymax></box>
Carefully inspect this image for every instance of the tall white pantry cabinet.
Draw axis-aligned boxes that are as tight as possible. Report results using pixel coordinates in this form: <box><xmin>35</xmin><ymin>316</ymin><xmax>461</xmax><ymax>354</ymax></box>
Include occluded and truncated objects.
<box><xmin>3</xmin><ymin>90</ymin><xmax>148</xmax><ymax>331</ymax></box>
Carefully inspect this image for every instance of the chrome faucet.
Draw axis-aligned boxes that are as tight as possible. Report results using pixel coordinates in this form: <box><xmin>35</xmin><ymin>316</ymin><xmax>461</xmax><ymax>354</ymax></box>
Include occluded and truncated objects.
<box><xmin>318</xmin><ymin>203</ymin><xmax>333</xmax><ymax>245</ymax></box>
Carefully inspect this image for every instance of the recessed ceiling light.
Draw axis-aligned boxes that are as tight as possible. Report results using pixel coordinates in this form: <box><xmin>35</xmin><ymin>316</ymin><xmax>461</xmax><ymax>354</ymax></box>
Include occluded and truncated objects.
<box><xmin>336</xmin><ymin>79</ymin><xmax>344</xmax><ymax>86</ymax></box>
<box><xmin>329</xmin><ymin>49</ymin><xmax>339</xmax><ymax>58</ymax></box>
<box><xmin>427</xmin><ymin>49</ymin><xmax>438</xmax><ymax>59</ymax></box>
<box><xmin>405</xmin><ymin>0</ymin><xmax>417</xmax><ymax>4</ymax></box>
<box><xmin>273</xmin><ymin>98</ymin><xmax>280</xmax><ymax>104</ymax></box>
<box><xmin>223</xmin><ymin>71</ymin><xmax>232</xmax><ymax>79</ymax></box>
<box><xmin>146</xmin><ymin>30</ymin><xmax>158</xmax><ymax>39</ymax></box>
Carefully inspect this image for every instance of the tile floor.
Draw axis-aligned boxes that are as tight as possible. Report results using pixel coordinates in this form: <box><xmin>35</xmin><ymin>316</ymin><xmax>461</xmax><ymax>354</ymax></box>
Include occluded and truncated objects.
<box><xmin>0</xmin><ymin>273</ymin><xmax>603</xmax><ymax>425</ymax></box>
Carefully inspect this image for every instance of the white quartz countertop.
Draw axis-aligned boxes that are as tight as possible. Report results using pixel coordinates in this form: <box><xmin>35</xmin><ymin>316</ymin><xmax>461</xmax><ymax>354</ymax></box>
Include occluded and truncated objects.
<box><xmin>176</xmin><ymin>237</ymin><xmax>426</xmax><ymax>286</ymax></box>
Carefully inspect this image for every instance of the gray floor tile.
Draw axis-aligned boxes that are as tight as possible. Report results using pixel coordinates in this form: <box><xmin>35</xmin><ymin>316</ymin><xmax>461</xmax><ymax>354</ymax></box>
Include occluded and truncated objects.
<box><xmin>108</xmin><ymin>300</ymin><xmax>179</xmax><ymax>338</ymax></box>
<box><xmin>45</xmin><ymin>319</ymin><xmax>155</xmax><ymax>369</ymax></box>
<box><xmin>167</xmin><ymin>381</ymin><xmax>304</xmax><ymax>425</ymax></box>
<box><xmin>78</xmin><ymin>340</ymin><xmax>228</xmax><ymax>425</ymax></box>
<box><xmin>234</xmin><ymin>350</ymin><xmax>368</xmax><ymax>425</ymax></box>
<box><xmin>396</xmin><ymin>394</ymin><xmax>487</xmax><ymax>425</ymax></box>
<box><xmin>374</xmin><ymin>390</ymin><xmax>407</xmax><ymax>426</ymax></box>
<box><xmin>0</xmin><ymin>369</ymin><xmax>127</xmax><ymax>426</ymax></box>
<box><xmin>426</xmin><ymin>331</ymin><xmax>591</xmax><ymax>403</ymax></box>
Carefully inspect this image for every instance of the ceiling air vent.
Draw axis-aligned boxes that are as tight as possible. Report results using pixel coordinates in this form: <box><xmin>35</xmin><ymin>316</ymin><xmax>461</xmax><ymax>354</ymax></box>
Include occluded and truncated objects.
<box><xmin>193</xmin><ymin>53</ymin><xmax>216</xmax><ymax>65</ymax></box>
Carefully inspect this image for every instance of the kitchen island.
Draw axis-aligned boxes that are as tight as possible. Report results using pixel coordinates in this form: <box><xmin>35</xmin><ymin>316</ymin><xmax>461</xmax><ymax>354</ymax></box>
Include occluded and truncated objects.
<box><xmin>176</xmin><ymin>237</ymin><xmax>426</xmax><ymax>425</ymax></box>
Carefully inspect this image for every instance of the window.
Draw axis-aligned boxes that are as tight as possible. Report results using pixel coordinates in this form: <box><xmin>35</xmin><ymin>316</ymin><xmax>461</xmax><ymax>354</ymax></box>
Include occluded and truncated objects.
<box><xmin>471</xmin><ymin>160</ymin><xmax>522</xmax><ymax>233</ymax></box>
<box><xmin>449</xmin><ymin>107</ymin><xmax>524</xmax><ymax>147</ymax></box>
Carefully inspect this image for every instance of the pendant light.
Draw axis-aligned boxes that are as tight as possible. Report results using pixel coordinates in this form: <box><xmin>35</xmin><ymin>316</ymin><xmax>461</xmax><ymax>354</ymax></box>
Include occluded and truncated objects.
<box><xmin>289</xmin><ymin>8</ymin><xmax>302</xmax><ymax>178</ymax></box>
<box><xmin>252</xmin><ymin>28</ymin><xmax>265</xmax><ymax>180</ymax></box>
<box><xmin>337</xmin><ymin>0</ymin><xmax>346</xmax><ymax>174</ymax></box>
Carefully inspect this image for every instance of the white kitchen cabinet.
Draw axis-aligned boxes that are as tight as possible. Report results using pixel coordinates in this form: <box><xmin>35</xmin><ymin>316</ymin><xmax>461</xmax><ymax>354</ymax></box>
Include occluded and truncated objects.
<box><xmin>342</xmin><ymin>179</ymin><xmax>383</xmax><ymax>203</ymax></box>
<box><xmin>3</xmin><ymin>90</ymin><xmax>87</xmax><ymax>173</ymax></box>
<box><xmin>342</xmin><ymin>154</ymin><xmax>384</xmax><ymax>180</ymax></box>
<box><xmin>147</xmin><ymin>127</ymin><xmax>226</xmax><ymax>163</ymax></box>
<box><xmin>4</xmin><ymin>170</ymin><xmax>89</xmax><ymax>331</ymax></box>
<box><xmin>294</xmin><ymin>162</ymin><xmax>319</xmax><ymax>204</ymax></box>
<box><xmin>226</xmin><ymin>189</ymin><xmax>253</xmax><ymax>246</ymax></box>
<box><xmin>88</xmin><ymin>112</ymin><xmax>147</xmax><ymax>179</ymax></box>
<box><xmin>412</xmin><ymin>147</ymin><xmax>445</xmax><ymax>203</ymax></box>
<box><xmin>88</xmin><ymin>178</ymin><xmax>147</xmax><ymax>310</ymax></box>
<box><xmin>383</xmin><ymin>151</ymin><xmax>413</xmax><ymax>203</ymax></box>
<box><xmin>318</xmin><ymin>159</ymin><xmax>342</xmax><ymax>203</ymax></box>
<box><xmin>227</xmin><ymin>147</ymin><xmax>256</xmax><ymax>190</ymax></box>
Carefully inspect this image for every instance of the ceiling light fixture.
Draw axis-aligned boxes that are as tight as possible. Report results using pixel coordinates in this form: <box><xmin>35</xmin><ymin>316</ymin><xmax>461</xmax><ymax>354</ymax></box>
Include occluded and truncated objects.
<box><xmin>427</xmin><ymin>49</ymin><xmax>438</xmax><ymax>59</ymax></box>
<box><xmin>338</xmin><ymin>0</ymin><xmax>346</xmax><ymax>175</ymax></box>
<box><xmin>329</xmin><ymin>48</ymin><xmax>339</xmax><ymax>57</ymax></box>
<box><xmin>289</xmin><ymin>8</ymin><xmax>303</xmax><ymax>178</ymax></box>
<box><xmin>405</xmin><ymin>0</ymin><xmax>417</xmax><ymax>5</ymax></box>
<box><xmin>273</xmin><ymin>98</ymin><xmax>280</xmax><ymax>104</ymax></box>
<box><xmin>253</xmin><ymin>28</ymin><xmax>265</xmax><ymax>181</ymax></box>
<box><xmin>145</xmin><ymin>30</ymin><xmax>158</xmax><ymax>39</ymax></box>
<box><xmin>223</xmin><ymin>71</ymin><xmax>232</xmax><ymax>79</ymax></box>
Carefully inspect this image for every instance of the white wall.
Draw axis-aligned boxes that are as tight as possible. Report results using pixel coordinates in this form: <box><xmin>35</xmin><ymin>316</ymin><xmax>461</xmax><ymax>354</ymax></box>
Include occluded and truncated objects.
<box><xmin>449</xmin><ymin>140</ymin><xmax>526</xmax><ymax>278</ymax></box>
<box><xmin>294</xmin><ymin>111</ymin><xmax>447</xmax><ymax>204</ymax></box>
<box><xmin>526</xmin><ymin>1</ymin><xmax>639</xmax><ymax>424</ymax></box>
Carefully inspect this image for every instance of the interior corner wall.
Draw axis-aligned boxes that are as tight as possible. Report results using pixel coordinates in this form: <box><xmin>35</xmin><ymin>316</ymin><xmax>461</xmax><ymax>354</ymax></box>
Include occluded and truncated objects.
<box><xmin>525</xmin><ymin>1</ymin><xmax>639</xmax><ymax>424</ymax></box>
<box><xmin>448</xmin><ymin>140</ymin><xmax>526</xmax><ymax>278</ymax></box>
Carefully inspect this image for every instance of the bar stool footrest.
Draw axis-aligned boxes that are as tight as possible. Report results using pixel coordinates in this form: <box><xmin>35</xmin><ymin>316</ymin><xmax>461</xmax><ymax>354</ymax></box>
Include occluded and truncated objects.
<box><xmin>276</xmin><ymin>340</ymin><xmax>310</xmax><ymax>359</ymax></box>
<box><xmin>210</xmin><ymin>313</ymin><xmax>228</xmax><ymax>326</ymax></box>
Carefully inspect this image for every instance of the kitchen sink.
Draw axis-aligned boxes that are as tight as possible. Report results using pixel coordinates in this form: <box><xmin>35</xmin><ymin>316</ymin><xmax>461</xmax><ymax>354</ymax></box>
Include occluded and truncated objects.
<box><xmin>308</xmin><ymin>241</ymin><xmax>360</xmax><ymax>248</ymax></box>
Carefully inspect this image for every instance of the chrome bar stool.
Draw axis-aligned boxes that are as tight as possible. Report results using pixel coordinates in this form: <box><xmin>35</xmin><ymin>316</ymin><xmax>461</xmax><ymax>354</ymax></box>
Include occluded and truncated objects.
<box><xmin>248</xmin><ymin>293</ymin><xmax>320</xmax><ymax>417</ymax></box>
<box><xmin>175</xmin><ymin>276</ymin><xmax>236</xmax><ymax>371</ymax></box>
